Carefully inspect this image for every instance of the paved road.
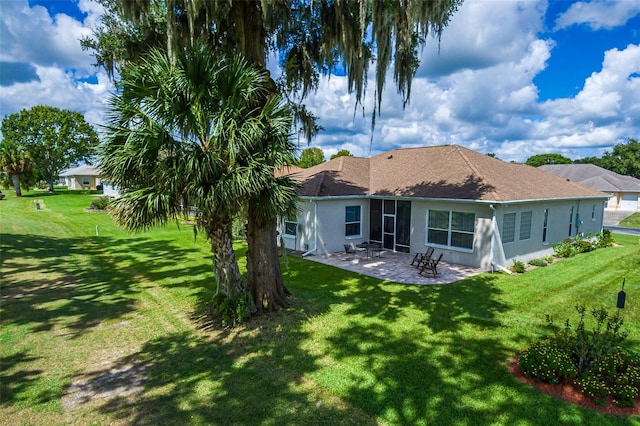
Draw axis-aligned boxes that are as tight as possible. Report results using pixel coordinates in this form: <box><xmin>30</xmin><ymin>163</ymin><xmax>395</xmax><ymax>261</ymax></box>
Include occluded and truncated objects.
<box><xmin>604</xmin><ymin>225</ymin><xmax>640</xmax><ymax>236</ymax></box>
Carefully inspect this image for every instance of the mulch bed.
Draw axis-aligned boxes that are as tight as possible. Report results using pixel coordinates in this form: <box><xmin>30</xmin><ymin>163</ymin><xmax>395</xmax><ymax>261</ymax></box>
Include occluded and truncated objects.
<box><xmin>510</xmin><ymin>357</ymin><xmax>640</xmax><ymax>416</ymax></box>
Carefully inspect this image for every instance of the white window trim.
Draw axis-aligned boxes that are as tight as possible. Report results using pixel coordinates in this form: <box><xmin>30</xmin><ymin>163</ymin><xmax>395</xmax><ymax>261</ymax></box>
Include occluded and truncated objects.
<box><xmin>345</xmin><ymin>205</ymin><xmax>362</xmax><ymax>238</ymax></box>
<box><xmin>425</xmin><ymin>210</ymin><xmax>475</xmax><ymax>253</ymax></box>
<box><xmin>283</xmin><ymin>217</ymin><xmax>297</xmax><ymax>238</ymax></box>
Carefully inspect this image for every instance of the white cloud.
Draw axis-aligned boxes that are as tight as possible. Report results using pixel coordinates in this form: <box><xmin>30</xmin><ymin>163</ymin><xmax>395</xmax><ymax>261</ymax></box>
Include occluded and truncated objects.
<box><xmin>0</xmin><ymin>65</ymin><xmax>113</xmax><ymax>126</ymax></box>
<box><xmin>0</xmin><ymin>0</ymin><xmax>96</xmax><ymax>73</ymax></box>
<box><xmin>543</xmin><ymin>44</ymin><xmax>640</xmax><ymax>126</ymax></box>
<box><xmin>555</xmin><ymin>0</ymin><xmax>640</xmax><ymax>30</ymax></box>
<box><xmin>0</xmin><ymin>0</ymin><xmax>112</xmax><ymax>131</ymax></box>
<box><xmin>1</xmin><ymin>0</ymin><xmax>638</xmax><ymax>165</ymax></box>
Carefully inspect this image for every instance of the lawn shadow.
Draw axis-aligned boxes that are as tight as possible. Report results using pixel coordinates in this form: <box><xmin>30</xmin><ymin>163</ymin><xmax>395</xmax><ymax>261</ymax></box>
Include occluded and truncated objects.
<box><xmin>279</xmin><ymin>256</ymin><xmax>634</xmax><ymax>424</ymax></box>
<box><xmin>0</xmin><ymin>351</ymin><xmax>43</xmax><ymax>408</ymax></box>
<box><xmin>1</xmin><ymin>233</ymin><xmax>215</xmax><ymax>339</ymax></box>
<box><xmin>79</xmin><ymin>325</ymin><xmax>377</xmax><ymax>424</ymax></box>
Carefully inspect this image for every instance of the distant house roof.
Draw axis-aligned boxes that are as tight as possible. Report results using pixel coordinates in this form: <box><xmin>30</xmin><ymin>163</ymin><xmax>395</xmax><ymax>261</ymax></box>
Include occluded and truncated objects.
<box><xmin>539</xmin><ymin>164</ymin><xmax>640</xmax><ymax>193</ymax></box>
<box><xmin>288</xmin><ymin>145</ymin><xmax>607</xmax><ymax>202</ymax></box>
<box><xmin>59</xmin><ymin>165</ymin><xmax>100</xmax><ymax>177</ymax></box>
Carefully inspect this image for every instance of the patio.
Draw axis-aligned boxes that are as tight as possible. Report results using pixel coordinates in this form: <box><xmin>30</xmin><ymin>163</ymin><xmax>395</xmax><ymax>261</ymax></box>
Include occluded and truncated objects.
<box><xmin>303</xmin><ymin>249</ymin><xmax>487</xmax><ymax>285</ymax></box>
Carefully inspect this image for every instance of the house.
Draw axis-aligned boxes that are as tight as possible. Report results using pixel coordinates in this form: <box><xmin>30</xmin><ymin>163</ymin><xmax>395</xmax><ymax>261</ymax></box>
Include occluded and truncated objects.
<box><xmin>101</xmin><ymin>180</ymin><xmax>122</xmax><ymax>198</ymax></box>
<box><xmin>279</xmin><ymin>145</ymin><xmax>608</xmax><ymax>271</ymax></box>
<box><xmin>539</xmin><ymin>164</ymin><xmax>640</xmax><ymax>212</ymax></box>
<box><xmin>59</xmin><ymin>165</ymin><xmax>101</xmax><ymax>190</ymax></box>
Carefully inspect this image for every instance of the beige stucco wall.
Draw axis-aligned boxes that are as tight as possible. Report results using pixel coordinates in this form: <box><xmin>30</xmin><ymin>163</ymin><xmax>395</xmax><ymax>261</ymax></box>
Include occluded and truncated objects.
<box><xmin>605</xmin><ymin>191</ymin><xmax>640</xmax><ymax>211</ymax></box>
<box><xmin>65</xmin><ymin>175</ymin><xmax>99</xmax><ymax>190</ymax></box>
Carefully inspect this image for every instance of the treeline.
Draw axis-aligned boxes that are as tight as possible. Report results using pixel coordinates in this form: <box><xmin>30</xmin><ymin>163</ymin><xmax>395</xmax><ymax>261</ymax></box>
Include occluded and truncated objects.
<box><xmin>524</xmin><ymin>138</ymin><xmax>640</xmax><ymax>179</ymax></box>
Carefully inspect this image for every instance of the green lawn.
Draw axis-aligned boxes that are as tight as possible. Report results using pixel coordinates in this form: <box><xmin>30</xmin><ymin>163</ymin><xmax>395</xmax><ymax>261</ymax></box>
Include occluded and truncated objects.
<box><xmin>1</xmin><ymin>191</ymin><xmax>639</xmax><ymax>425</ymax></box>
<box><xmin>620</xmin><ymin>212</ymin><xmax>640</xmax><ymax>229</ymax></box>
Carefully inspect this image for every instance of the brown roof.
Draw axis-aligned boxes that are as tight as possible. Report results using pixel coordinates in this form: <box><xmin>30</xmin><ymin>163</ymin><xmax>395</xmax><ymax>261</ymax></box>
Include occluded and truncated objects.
<box><xmin>289</xmin><ymin>145</ymin><xmax>607</xmax><ymax>202</ymax></box>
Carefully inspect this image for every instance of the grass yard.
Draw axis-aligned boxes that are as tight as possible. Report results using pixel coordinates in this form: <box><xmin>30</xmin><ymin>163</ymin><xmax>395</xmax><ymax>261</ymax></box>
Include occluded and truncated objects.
<box><xmin>1</xmin><ymin>192</ymin><xmax>639</xmax><ymax>425</ymax></box>
<box><xmin>620</xmin><ymin>212</ymin><xmax>640</xmax><ymax>229</ymax></box>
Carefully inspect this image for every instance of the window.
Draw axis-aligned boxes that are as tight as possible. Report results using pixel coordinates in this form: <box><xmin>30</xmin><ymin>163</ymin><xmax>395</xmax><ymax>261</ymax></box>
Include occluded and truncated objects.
<box><xmin>284</xmin><ymin>214</ymin><xmax>297</xmax><ymax>236</ymax></box>
<box><xmin>542</xmin><ymin>209</ymin><xmax>549</xmax><ymax>244</ymax></box>
<box><xmin>501</xmin><ymin>213</ymin><xmax>516</xmax><ymax>243</ymax></box>
<box><xmin>591</xmin><ymin>204</ymin><xmax>597</xmax><ymax>221</ymax></box>
<box><xmin>568</xmin><ymin>206</ymin><xmax>574</xmax><ymax>236</ymax></box>
<box><xmin>82</xmin><ymin>177</ymin><xmax>90</xmax><ymax>186</ymax></box>
<box><xmin>345</xmin><ymin>206</ymin><xmax>361</xmax><ymax>237</ymax></box>
<box><xmin>427</xmin><ymin>210</ymin><xmax>475</xmax><ymax>250</ymax></box>
<box><xmin>519</xmin><ymin>211</ymin><xmax>532</xmax><ymax>240</ymax></box>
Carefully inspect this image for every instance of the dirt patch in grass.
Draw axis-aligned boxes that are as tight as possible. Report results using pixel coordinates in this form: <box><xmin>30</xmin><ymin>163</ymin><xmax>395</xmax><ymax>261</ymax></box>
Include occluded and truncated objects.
<box><xmin>510</xmin><ymin>357</ymin><xmax>640</xmax><ymax>416</ymax></box>
<box><xmin>62</xmin><ymin>362</ymin><xmax>146</xmax><ymax>410</ymax></box>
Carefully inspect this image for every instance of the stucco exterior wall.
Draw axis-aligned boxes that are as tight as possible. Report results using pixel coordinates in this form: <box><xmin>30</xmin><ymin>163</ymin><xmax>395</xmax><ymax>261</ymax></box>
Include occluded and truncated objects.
<box><xmin>605</xmin><ymin>191</ymin><xmax>640</xmax><ymax>211</ymax></box>
<box><xmin>409</xmin><ymin>200</ymin><xmax>494</xmax><ymax>269</ymax></box>
<box><xmin>102</xmin><ymin>181</ymin><xmax>121</xmax><ymax>198</ymax></box>
<box><xmin>280</xmin><ymin>198</ymin><xmax>368</xmax><ymax>255</ymax></box>
<box><xmin>65</xmin><ymin>175</ymin><xmax>98</xmax><ymax>190</ymax></box>
<box><xmin>282</xmin><ymin>196</ymin><xmax>606</xmax><ymax>270</ymax></box>
<box><xmin>498</xmin><ymin>198</ymin><xmax>605</xmax><ymax>265</ymax></box>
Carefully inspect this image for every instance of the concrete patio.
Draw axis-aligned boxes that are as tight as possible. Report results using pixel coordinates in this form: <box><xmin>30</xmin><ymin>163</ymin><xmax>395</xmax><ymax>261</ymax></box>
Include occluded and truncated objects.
<box><xmin>302</xmin><ymin>250</ymin><xmax>487</xmax><ymax>285</ymax></box>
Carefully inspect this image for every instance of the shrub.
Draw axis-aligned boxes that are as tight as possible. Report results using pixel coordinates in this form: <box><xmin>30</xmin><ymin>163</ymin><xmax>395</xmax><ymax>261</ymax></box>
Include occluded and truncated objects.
<box><xmin>528</xmin><ymin>258</ymin><xmax>548</xmax><ymax>267</ymax></box>
<box><xmin>577</xmin><ymin>373</ymin><xmax>609</xmax><ymax>404</ymax></box>
<box><xmin>595</xmin><ymin>229</ymin><xmax>614</xmax><ymax>248</ymax></box>
<box><xmin>553</xmin><ymin>238</ymin><xmax>577</xmax><ymax>258</ymax></box>
<box><xmin>520</xmin><ymin>340</ymin><xmax>577</xmax><ymax>383</ymax></box>
<box><xmin>569</xmin><ymin>306</ymin><xmax>628</xmax><ymax>373</ymax></box>
<box><xmin>553</xmin><ymin>235</ymin><xmax>598</xmax><ymax>257</ymax></box>
<box><xmin>524</xmin><ymin>306</ymin><xmax>638</xmax><ymax>407</ymax></box>
<box><xmin>573</xmin><ymin>239</ymin><xmax>594</xmax><ymax>253</ymax></box>
<box><xmin>212</xmin><ymin>292</ymin><xmax>254</xmax><ymax>328</ymax></box>
<box><xmin>510</xmin><ymin>260</ymin><xmax>526</xmax><ymax>273</ymax></box>
<box><xmin>89</xmin><ymin>196</ymin><xmax>110</xmax><ymax>210</ymax></box>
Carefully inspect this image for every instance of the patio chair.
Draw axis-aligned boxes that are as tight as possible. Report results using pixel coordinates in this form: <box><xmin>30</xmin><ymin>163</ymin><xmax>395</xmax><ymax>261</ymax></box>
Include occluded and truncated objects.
<box><xmin>418</xmin><ymin>253</ymin><xmax>443</xmax><ymax>277</ymax></box>
<box><xmin>344</xmin><ymin>243</ymin><xmax>357</xmax><ymax>254</ymax></box>
<box><xmin>410</xmin><ymin>246</ymin><xmax>434</xmax><ymax>267</ymax></box>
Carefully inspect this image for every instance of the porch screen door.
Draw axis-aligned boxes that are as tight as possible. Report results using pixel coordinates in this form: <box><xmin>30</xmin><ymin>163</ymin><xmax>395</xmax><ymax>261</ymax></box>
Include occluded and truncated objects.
<box><xmin>369</xmin><ymin>199</ymin><xmax>411</xmax><ymax>252</ymax></box>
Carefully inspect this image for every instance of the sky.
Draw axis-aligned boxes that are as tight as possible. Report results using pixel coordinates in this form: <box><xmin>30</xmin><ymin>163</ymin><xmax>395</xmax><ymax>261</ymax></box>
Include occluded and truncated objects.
<box><xmin>1</xmin><ymin>0</ymin><xmax>639</xmax><ymax>163</ymax></box>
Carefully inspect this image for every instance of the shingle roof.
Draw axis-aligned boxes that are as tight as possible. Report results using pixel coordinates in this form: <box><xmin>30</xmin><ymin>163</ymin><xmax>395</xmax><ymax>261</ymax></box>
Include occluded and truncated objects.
<box><xmin>539</xmin><ymin>164</ymin><xmax>640</xmax><ymax>193</ymax></box>
<box><xmin>290</xmin><ymin>145</ymin><xmax>607</xmax><ymax>202</ymax></box>
<box><xmin>59</xmin><ymin>165</ymin><xmax>100</xmax><ymax>176</ymax></box>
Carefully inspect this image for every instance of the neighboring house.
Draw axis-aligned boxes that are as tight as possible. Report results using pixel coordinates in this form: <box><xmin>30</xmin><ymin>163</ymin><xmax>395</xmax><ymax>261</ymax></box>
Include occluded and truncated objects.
<box><xmin>101</xmin><ymin>180</ymin><xmax>122</xmax><ymax>198</ymax></box>
<box><xmin>539</xmin><ymin>164</ymin><xmax>640</xmax><ymax>212</ymax></box>
<box><xmin>59</xmin><ymin>165</ymin><xmax>101</xmax><ymax>190</ymax></box>
<box><xmin>279</xmin><ymin>145</ymin><xmax>608</xmax><ymax>271</ymax></box>
<box><xmin>59</xmin><ymin>165</ymin><xmax>122</xmax><ymax>197</ymax></box>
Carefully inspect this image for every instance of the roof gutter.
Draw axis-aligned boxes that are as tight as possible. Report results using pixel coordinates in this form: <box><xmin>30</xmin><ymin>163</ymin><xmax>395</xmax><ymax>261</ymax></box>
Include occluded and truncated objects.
<box><xmin>299</xmin><ymin>195</ymin><xmax>609</xmax><ymax>203</ymax></box>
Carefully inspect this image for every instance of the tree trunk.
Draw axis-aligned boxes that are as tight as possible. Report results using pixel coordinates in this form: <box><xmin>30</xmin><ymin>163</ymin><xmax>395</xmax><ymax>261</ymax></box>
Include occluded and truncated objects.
<box><xmin>11</xmin><ymin>173</ymin><xmax>21</xmax><ymax>197</ymax></box>
<box><xmin>206</xmin><ymin>216</ymin><xmax>245</xmax><ymax>299</ymax></box>
<box><xmin>246</xmin><ymin>201</ymin><xmax>290</xmax><ymax>313</ymax></box>
<box><xmin>47</xmin><ymin>178</ymin><xmax>55</xmax><ymax>193</ymax></box>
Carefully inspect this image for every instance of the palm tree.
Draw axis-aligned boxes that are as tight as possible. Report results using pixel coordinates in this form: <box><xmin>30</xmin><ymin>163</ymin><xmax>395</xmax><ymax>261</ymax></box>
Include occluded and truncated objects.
<box><xmin>85</xmin><ymin>0</ymin><xmax>462</xmax><ymax>313</ymax></box>
<box><xmin>99</xmin><ymin>45</ymin><xmax>295</xmax><ymax>304</ymax></box>
<box><xmin>0</xmin><ymin>140</ymin><xmax>34</xmax><ymax>197</ymax></box>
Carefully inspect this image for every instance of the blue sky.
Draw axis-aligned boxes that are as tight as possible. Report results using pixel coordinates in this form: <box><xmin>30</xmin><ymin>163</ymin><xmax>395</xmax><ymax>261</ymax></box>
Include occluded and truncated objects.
<box><xmin>1</xmin><ymin>0</ymin><xmax>639</xmax><ymax>162</ymax></box>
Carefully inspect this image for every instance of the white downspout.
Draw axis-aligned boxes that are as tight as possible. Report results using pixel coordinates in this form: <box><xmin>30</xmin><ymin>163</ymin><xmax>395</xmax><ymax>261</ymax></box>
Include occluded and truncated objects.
<box><xmin>490</xmin><ymin>204</ymin><xmax>512</xmax><ymax>275</ymax></box>
<box><xmin>302</xmin><ymin>201</ymin><xmax>318</xmax><ymax>257</ymax></box>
